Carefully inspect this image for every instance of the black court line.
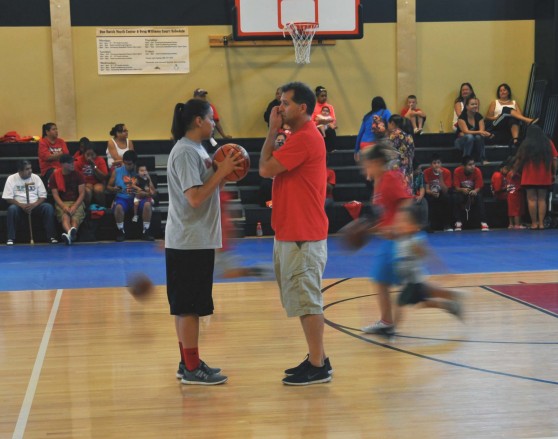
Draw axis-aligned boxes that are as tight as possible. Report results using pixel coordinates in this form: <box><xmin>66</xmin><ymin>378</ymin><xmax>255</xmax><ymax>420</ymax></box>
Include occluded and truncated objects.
<box><xmin>322</xmin><ymin>278</ymin><xmax>558</xmax><ymax>386</ymax></box>
<box><xmin>482</xmin><ymin>286</ymin><xmax>558</xmax><ymax>319</ymax></box>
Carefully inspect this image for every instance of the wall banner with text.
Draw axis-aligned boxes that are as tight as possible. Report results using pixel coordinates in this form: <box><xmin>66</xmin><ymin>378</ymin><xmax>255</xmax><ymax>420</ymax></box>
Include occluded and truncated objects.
<box><xmin>96</xmin><ymin>27</ymin><xmax>189</xmax><ymax>75</ymax></box>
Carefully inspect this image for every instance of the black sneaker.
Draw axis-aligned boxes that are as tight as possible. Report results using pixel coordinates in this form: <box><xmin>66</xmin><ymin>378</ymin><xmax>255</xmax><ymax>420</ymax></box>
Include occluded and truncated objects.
<box><xmin>49</xmin><ymin>237</ymin><xmax>59</xmax><ymax>244</ymax></box>
<box><xmin>142</xmin><ymin>230</ymin><xmax>154</xmax><ymax>241</ymax></box>
<box><xmin>282</xmin><ymin>363</ymin><xmax>332</xmax><ymax>386</ymax></box>
<box><xmin>116</xmin><ymin>229</ymin><xmax>125</xmax><ymax>242</ymax></box>
<box><xmin>176</xmin><ymin>360</ymin><xmax>222</xmax><ymax>379</ymax></box>
<box><xmin>69</xmin><ymin>227</ymin><xmax>77</xmax><ymax>241</ymax></box>
<box><xmin>181</xmin><ymin>366</ymin><xmax>228</xmax><ymax>385</ymax></box>
<box><xmin>284</xmin><ymin>355</ymin><xmax>333</xmax><ymax>376</ymax></box>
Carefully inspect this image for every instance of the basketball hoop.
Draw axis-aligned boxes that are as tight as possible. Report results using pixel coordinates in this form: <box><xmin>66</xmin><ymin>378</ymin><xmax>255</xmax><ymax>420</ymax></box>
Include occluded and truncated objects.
<box><xmin>283</xmin><ymin>22</ymin><xmax>319</xmax><ymax>64</ymax></box>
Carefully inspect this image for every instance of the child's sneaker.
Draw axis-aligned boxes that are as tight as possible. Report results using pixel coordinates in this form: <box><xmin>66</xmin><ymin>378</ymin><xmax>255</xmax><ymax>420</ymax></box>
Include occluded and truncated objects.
<box><xmin>6</xmin><ymin>239</ymin><xmax>14</xmax><ymax>246</ymax></box>
<box><xmin>176</xmin><ymin>360</ymin><xmax>221</xmax><ymax>379</ymax></box>
<box><xmin>454</xmin><ymin>222</ymin><xmax>462</xmax><ymax>232</ymax></box>
<box><xmin>481</xmin><ymin>222</ymin><xmax>490</xmax><ymax>232</ymax></box>
<box><xmin>282</xmin><ymin>363</ymin><xmax>331</xmax><ymax>386</ymax></box>
<box><xmin>361</xmin><ymin>320</ymin><xmax>395</xmax><ymax>336</ymax></box>
<box><xmin>284</xmin><ymin>355</ymin><xmax>333</xmax><ymax>376</ymax></box>
<box><xmin>132</xmin><ymin>215</ymin><xmax>139</xmax><ymax>223</ymax></box>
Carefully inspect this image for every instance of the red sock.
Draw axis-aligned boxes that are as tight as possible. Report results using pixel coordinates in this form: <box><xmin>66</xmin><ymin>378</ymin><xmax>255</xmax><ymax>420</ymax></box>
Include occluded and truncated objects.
<box><xmin>178</xmin><ymin>342</ymin><xmax>185</xmax><ymax>363</ymax></box>
<box><xmin>184</xmin><ymin>347</ymin><xmax>200</xmax><ymax>371</ymax></box>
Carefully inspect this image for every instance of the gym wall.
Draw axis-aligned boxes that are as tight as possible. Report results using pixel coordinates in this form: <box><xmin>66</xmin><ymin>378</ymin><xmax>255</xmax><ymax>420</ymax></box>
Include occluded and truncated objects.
<box><xmin>0</xmin><ymin>0</ymin><xmax>535</xmax><ymax>140</ymax></box>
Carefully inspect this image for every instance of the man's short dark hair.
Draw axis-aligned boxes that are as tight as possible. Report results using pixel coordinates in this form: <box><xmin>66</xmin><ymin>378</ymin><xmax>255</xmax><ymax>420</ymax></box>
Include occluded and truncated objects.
<box><xmin>281</xmin><ymin>82</ymin><xmax>316</xmax><ymax>115</ymax></box>
<box><xmin>407</xmin><ymin>95</ymin><xmax>417</xmax><ymax>100</ymax></box>
<box><xmin>462</xmin><ymin>155</ymin><xmax>474</xmax><ymax>165</ymax></box>
<box><xmin>123</xmin><ymin>150</ymin><xmax>137</xmax><ymax>163</ymax></box>
<box><xmin>431</xmin><ymin>153</ymin><xmax>441</xmax><ymax>163</ymax></box>
<box><xmin>17</xmin><ymin>160</ymin><xmax>32</xmax><ymax>172</ymax></box>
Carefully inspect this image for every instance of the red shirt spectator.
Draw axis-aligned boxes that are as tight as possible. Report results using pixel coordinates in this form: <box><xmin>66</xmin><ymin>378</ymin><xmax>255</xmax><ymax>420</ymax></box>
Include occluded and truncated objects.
<box><xmin>453</xmin><ymin>166</ymin><xmax>483</xmax><ymax>191</ymax></box>
<box><xmin>38</xmin><ymin>137</ymin><xmax>69</xmax><ymax>176</ymax></box>
<box><xmin>272</xmin><ymin>121</ymin><xmax>328</xmax><ymax>241</ymax></box>
<box><xmin>373</xmin><ymin>170</ymin><xmax>412</xmax><ymax>228</ymax></box>
<box><xmin>423</xmin><ymin>166</ymin><xmax>452</xmax><ymax>192</ymax></box>
<box><xmin>521</xmin><ymin>140</ymin><xmax>558</xmax><ymax>186</ymax></box>
<box><xmin>401</xmin><ymin>106</ymin><xmax>424</xmax><ymax>118</ymax></box>
<box><xmin>49</xmin><ymin>170</ymin><xmax>85</xmax><ymax>202</ymax></box>
<box><xmin>75</xmin><ymin>155</ymin><xmax>108</xmax><ymax>185</ymax></box>
<box><xmin>491</xmin><ymin>171</ymin><xmax>508</xmax><ymax>201</ymax></box>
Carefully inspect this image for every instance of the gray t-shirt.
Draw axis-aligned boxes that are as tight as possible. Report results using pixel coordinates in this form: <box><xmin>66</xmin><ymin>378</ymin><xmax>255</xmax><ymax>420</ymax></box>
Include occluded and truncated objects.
<box><xmin>394</xmin><ymin>232</ymin><xmax>427</xmax><ymax>284</ymax></box>
<box><xmin>165</xmin><ymin>137</ymin><xmax>222</xmax><ymax>250</ymax></box>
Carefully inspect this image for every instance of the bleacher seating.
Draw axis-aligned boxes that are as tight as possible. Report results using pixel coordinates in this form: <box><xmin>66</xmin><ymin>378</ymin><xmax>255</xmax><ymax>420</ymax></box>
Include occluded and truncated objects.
<box><xmin>0</xmin><ymin>133</ymin><xmax>537</xmax><ymax>242</ymax></box>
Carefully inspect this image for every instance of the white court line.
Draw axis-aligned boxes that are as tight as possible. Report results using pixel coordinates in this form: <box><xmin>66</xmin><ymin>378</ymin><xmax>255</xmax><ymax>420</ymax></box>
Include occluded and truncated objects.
<box><xmin>12</xmin><ymin>289</ymin><xmax>63</xmax><ymax>439</ymax></box>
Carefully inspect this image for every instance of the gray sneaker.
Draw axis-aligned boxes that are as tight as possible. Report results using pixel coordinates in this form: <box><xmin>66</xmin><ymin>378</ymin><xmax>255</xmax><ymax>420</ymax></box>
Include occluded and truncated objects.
<box><xmin>361</xmin><ymin>320</ymin><xmax>395</xmax><ymax>336</ymax></box>
<box><xmin>181</xmin><ymin>366</ymin><xmax>228</xmax><ymax>385</ymax></box>
<box><xmin>176</xmin><ymin>360</ymin><xmax>222</xmax><ymax>379</ymax></box>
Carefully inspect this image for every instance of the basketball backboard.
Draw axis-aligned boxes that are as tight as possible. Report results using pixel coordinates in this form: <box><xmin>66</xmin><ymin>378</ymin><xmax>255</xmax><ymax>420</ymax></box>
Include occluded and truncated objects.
<box><xmin>232</xmin><ymin>0</ymin><xmax>363</xmax><ymax>40</ymax></box>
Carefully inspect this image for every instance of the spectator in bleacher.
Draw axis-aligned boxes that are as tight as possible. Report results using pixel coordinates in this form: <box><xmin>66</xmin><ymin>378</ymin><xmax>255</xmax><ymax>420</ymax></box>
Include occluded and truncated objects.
<box><xmin>354</xmin><ymin>96</ymin><xmax>392</xmax><ymax>162</ymax></box>
<box><xmin>453</xmin><ymin>82</ymin><xmax>477</xmax><ymax>131</ymax></box>
<box><xmin>424</xmin><ymin>154</ymin><xmax>454</xmax><ymax>231</ymax></box>
<box><xmin>514</xmin><ymin>125</ymin><xmax>558</xmax><ymax>230</ymax></box>
<box><xmin>411</xmin><ymin>161</ymin><xmax>429</xmax><ymax>229</ymax></box>
<box><xmin>73</xmin><ymin>137</ymin><xmax>88</xmax><ymax>160</ymax></box>
<box><xmin>49</xmin><ymin>154</ymin><xmax>86</xmax><ymax>245</ymax></box>
<box><xmin>263</xmin><ymin>87</ymin><xmax>281</xmax><ymax>126</ymax></box>
<box><xmin>193</xmin><ymin>88</ymin><xmax>232</xmax><ymax>139</ymax></box>
<box><xmin>258</xmin><ymin>132</ymin><xmax>286</xmax><ymax>207</ymax></box>
<box><xmin>401</xmin><ymin>95</ymin><xmax>427</xmax><ymax>135</ymax></box>
<box><xmin>452</xmin><ymin>155</ymin><xmax>489</xmax><ymax>232</ymax></box>
<box><xmin>485</xmin><ymin>83</ymin><xmax>538</xmax><ymax>148</ymax></box>
<box><xmin>107</xmin><ymin>150</ymin><xmax>154</xmax><ymax>241</ymax></box>
<box><xmin>455</xmin><ymin>96</ymin><xmax>490</xmax><ymax>165</ymax></box>
<box><xmin>388</xmin><ymin>114</ymin><xmax>415</xmax><ymax>188</ymax></box>
<box><xmin>312</xmin><ymin>86</ymin><xmax>337</xmax><ymax>152</ymax></box>
<box><xmin>38</xmin><ymin>122</ymin><xmax>69</xmax><ymax>182</ymax></box>
<box><xmin>2</xmin><ymin>160</ymin><xmax>57</xmax><ymax>245</ymax></box>
<box><xmin>106</xmin><ymin>124</ymin><xmax>134</xmax><ymax>170</ymax></box>
<box><xmin>75</xmin><ymin>140</ymin><xmax>108</xmax><ymax>207</ymax></box>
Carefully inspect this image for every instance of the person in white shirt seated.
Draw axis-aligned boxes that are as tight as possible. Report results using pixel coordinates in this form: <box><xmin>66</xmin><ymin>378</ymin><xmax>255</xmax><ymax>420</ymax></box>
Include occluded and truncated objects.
<box><xmin>2</xmin><ymin>160</ymin><xmax>57</xmax><ymax>245</ymax></box>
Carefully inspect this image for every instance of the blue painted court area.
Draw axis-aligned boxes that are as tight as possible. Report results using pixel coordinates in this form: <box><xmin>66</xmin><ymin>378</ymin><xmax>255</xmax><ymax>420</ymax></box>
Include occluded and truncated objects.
<box><xmin>1</xmin><ymin>230</ymin><xmax>557</xmax><ymax>292</ymax></box>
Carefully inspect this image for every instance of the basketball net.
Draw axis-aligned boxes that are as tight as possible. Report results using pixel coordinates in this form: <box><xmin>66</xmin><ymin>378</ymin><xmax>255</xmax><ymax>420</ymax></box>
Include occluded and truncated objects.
<box><xmin>283</xmin><ymin>22</ymin><xmax>318</xmax><ymax>64</ymax></box>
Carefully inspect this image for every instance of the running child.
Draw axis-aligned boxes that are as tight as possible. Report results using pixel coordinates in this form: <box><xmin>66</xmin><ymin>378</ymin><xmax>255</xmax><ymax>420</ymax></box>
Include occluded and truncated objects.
<box><xmin>393</xmin><ymin>203</ymin><xmax>463</xmax><ymax>324</ymax></box>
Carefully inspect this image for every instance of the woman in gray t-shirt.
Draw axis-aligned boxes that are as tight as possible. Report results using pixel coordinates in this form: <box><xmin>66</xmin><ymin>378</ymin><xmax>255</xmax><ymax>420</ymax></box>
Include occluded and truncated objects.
<box><xmin>165</xmin><ymin>99</ymin><xmax>242</xmax><ymax>386</ymax></box>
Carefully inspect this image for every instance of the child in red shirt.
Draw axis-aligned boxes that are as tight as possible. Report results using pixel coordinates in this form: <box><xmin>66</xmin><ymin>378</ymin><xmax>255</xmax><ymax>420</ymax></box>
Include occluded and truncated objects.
<box><xmin>423</xmin><ymin>154</ymin><xmax>453</xmax><ymax>231</ymax></box>
<box><xmin>506</xmin><ymin>158</ymin><xmax>525</xmax><ymax>229</ymax></box>
<box><xmin>401</xmin><ymin>95</ymin><xmax>427</xmax><ymax>135</ymax></box>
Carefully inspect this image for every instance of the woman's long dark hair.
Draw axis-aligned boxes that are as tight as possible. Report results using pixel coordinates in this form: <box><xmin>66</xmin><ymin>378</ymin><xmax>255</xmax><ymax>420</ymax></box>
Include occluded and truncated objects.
<box><xmin>515</xmin><ymin>125</ymin><xmax>553</xmax><ymax>172</ymax></box>
<box><xmin>171</xmin><ymin>99</ymin><xmax>211</xmax><ymax>141</ymax></box>
<box><xmin>496</xmin><ymin>83</ymin><xmax>512</xmax><ymax>99</ymax></box>
<box><xmin>461</xmin><ymin>95</ymin><xmax>479</xmax><ymax>117</ymax></box>
<box><xmin>42</xmin><ymin>122</ymin><xmax>56</xmax><ymax>138</ymax></box>
<box><xmin>364</xmin><ymin>96</ymin><xmax>387</xmax><ymax>120</ymax></box>
<box><xmin>455</xmin><ymin>82</ymin><xmax>476</xmax><ymax>103</ymax></box>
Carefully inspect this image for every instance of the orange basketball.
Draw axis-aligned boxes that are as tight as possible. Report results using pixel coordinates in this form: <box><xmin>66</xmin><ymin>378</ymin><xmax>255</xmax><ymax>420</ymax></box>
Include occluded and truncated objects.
<box><xmin>213</xmin><ymin>143</ymin><xmax>251</xmax><ymax>182</ymax></box>
<box><xmin>127</xmin><ymin>273</ymin><xmax>155</xmax><ymax>301</ymax></box>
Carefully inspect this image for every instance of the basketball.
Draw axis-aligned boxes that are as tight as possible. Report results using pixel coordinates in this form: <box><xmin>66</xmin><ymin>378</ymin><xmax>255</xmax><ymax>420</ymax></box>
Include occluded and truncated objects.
<box><xmin>340</xmin><ymin>218</ymin><xmax>373</xmax><ymax>251</ymax></box>
<box><xmin>213</xmin><ymin>143</ymin><xmax>251</xmax><ymax>182</ymax></box>
<box><xmin>127</xmin><ymin>272</ymin><xmax>155</xmax><ymax>301</ymax></box>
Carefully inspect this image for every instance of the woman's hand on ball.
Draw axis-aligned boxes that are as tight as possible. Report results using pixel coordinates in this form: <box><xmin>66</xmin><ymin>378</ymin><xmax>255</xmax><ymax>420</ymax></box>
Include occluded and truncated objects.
<box><xmin>215</xmin><ymin>150</ymin><xmax>243</xmax><ymax>177</ymax></box>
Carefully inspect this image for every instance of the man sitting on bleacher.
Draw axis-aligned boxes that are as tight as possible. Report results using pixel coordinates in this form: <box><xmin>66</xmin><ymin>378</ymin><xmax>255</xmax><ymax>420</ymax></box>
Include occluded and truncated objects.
<box><xmin>107</xmin><ymin>150</ymin><xmax>154</xmax><ymax>242</ymax></box>
<box><xmin>2</xmin><ymin>160</ymin><xmax>57</xmax><ymax>245</ymax></box>
<box><xmin>452</xmin><ymin>156</ymin><xmax>490</xmax><ymax>232</ymax></box>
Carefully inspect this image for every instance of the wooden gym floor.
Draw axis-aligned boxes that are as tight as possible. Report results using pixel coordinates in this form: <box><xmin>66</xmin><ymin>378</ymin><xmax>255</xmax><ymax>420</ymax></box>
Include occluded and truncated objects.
<box><xmin>2</xmin><ymin>268</ymin><xmax>558</xmax><ymax>438</ymax></box>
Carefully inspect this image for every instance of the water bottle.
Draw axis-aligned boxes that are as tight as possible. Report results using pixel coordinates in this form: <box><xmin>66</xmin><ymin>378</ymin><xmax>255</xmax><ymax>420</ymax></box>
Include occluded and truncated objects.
<box><xmin>256</xmin><ymin>222</ymin><xmax>263</xmax><ymax>237</ymax></box>
<box><xmin>439</xmin><ymin>121</ymin><xmax>444</xmax><ymax>133</ymax></box>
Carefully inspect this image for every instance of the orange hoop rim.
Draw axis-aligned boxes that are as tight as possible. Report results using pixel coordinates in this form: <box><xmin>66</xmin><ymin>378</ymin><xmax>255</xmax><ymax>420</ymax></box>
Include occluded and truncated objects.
<box><xmin>284</xmin><ymin>21</ymin><xmax>319</xmax><ymax>31</ymax></box>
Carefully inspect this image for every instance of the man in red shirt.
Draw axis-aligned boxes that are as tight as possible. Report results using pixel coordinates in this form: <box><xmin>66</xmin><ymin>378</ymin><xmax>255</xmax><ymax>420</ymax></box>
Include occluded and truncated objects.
<box><xmin>452</xmin><ymin>155</ymin><xmax>489</xmax><ymax>231</ymax></box>
<box><xmin>423</xmin><ymin>154</ymin><xmax>454</xmax><ymax>231</ymax></box>
<box><xmin>259</xmin><ymin>82</ymin><xmax>331</xmax><ymax>386</ymax></box>
<box><xmin>75</xmin><ymin>141</ymin><xmax>108</xmax><ymax>206</ymax></box>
